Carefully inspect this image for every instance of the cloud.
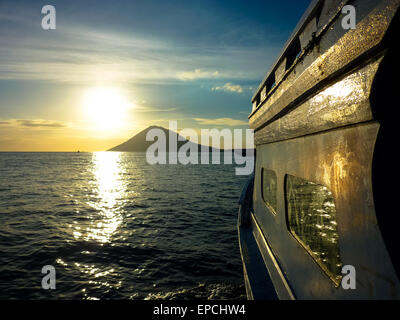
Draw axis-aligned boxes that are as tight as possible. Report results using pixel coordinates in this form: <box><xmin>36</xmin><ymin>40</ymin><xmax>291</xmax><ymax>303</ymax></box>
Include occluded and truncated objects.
<box><xmin>212</xmin><ymin>82</ymin><xmax>244</xmax><ymax>93</ymax></box>
<box><xmin>0</xmin><ymin>121</ymin><xmax>10</xmax><ymax>125</ymax></box>
<box><xmin>0</xmin><ymin>1</ymin><xmax>284</xmax><ymax>86</ymax></box>
<box><xmin>177</xmin><ymin>69</ymin><xmax>220</xmax><ymax>81</ymax></box>
<box><xmin>194</xmin><ymin>117</ymin><xmax>248</xmax><ymax>126</ymax></box>
<box><xmin>0</xmin><ymin>28</ymin><xmax>261</xmax><ymax>84</ymax></box>
<box><xmin>16</xmin><ymin>119</ymin><xmax>67</xmax><ymax>128</ymax></box>
<box><xmin>0</xmin><ymin>18</ymin><xmax>274</xmax><ymax>85</ymax></box>
<box><xmin>134</xmin><ymin>105</ymin><xmax>178</xmax><ymax>113</ymax></box>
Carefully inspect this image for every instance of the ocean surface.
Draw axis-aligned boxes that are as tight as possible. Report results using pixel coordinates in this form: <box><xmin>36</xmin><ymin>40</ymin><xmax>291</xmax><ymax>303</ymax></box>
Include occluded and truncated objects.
<box><xmin>0</xmin><ymin>152</ymin><xmax>249</xmax><ymax>300</ymax></box>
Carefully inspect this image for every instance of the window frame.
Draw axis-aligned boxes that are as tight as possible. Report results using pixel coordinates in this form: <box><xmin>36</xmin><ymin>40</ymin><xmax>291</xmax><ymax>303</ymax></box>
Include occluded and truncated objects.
<box><xmin>261</xmin><ymin>168</ymin><xmax>278</xmax><ymax>215</ymax></box>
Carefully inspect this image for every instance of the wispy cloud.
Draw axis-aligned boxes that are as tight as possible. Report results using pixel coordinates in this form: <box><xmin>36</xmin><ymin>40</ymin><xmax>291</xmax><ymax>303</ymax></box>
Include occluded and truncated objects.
<box><xmin>0</xmin><ymin>5</ymin><xmax>277</xmax><ymax>85</ymax></box>
<box><xmin>17</xmin><ymin>119</ymin><xmax>67</xmax><ymax>128</ymax></box>
<box><xmin>212</xmin><ymin>82</ymin><xmax>244</xmax><ymax>93</ymax></box>
<box><xmin>1</xmin><ymin>119</ymin><xmax>68</xmax><ymax>128</ymax></box>
<box><xmin>194</xmin><ymin>117</ymin><xmax>248</xmax><ymax>126</ymax></box>
<box><xmin>177</xmin><ymin>69</ymin><xmax>220</xmax><ymax>81</ymax></box>
<box><xmin>0</xmin><ymin>29</ymin><xmax>265</xmax><ymax>84</ymax></box>
<box><xmin>134</xmin><ymin>105</ymin><xmax>178</xmax><ymax>113</ymax></box>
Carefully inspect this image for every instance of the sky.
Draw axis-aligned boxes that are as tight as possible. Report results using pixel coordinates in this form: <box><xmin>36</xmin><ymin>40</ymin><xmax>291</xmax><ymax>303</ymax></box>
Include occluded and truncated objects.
<box><xmin>0</xmin><ymin>0</ymin><xmax>311</xmax><ymax>151</ymax></box>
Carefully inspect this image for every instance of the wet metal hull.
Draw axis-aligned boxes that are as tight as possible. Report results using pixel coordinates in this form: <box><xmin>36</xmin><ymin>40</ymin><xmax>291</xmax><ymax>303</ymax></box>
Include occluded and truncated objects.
<box><xmin>239</xmin><ymin>0</ymin><xmax>400</xmax><ymax>299</ymax></box>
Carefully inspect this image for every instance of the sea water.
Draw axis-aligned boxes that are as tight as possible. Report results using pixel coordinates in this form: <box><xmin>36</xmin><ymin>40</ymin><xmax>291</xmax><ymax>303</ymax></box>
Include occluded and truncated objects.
<box><xmin>0</xmin><ymin>152</ymin><xmax>247</xmax><ymax>299</ymax></box>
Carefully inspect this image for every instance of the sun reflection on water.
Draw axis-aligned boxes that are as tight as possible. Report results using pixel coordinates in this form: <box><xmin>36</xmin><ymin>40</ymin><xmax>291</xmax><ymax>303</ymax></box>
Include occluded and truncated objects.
<box><xmin>72</xmin><ymin>152</ymin><xmax>124</xmax><ymax>244</ymax></box>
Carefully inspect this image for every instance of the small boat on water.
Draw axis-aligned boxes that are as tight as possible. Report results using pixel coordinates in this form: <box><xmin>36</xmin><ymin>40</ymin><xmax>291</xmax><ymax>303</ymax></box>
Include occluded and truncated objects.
<box><xmin>238</xmin><ymin>0</ymin><xmax>400</xmax><ymax>299</ymax></box>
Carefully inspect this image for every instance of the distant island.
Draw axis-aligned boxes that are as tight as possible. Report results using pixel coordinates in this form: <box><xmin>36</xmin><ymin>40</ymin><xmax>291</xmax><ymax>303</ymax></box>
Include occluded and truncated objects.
<box><xmin>108</xmin><ymin>125</ymin><xmax>254</xmax><ymax>155</ymax></box>
<box><xmin>108</xmin><ymin>126</ymin><xmax>214</xmax><ymax>152</ymax></box>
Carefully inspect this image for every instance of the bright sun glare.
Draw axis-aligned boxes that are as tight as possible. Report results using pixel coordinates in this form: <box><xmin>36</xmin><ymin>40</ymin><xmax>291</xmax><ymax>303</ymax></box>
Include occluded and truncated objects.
<box><xmin>83</xmin><ymin>87</ymin><xmax>132</xmax><ymax>131</ymax></box>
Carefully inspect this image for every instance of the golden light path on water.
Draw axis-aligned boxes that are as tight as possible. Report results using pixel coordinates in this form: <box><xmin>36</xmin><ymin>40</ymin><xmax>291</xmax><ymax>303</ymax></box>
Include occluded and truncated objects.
<box><xmin>68</xmin><ymin>152</ymin><xmax>125</xmax><ymax>299</ymax></box>
<box><xmin>73</xmin><ymin>152</ymin><xmax>124</xmax><ymax>243</ymax></box>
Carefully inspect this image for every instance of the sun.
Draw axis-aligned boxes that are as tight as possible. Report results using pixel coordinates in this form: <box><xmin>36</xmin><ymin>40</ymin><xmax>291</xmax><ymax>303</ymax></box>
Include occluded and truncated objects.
<box><xmin>83</xmin><ymin>87</ymin><xmax>132</xmax><ymax>131</ymax></box>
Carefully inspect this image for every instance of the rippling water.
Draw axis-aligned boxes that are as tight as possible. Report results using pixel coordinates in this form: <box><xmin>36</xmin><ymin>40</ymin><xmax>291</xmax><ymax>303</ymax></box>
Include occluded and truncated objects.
<box><xmin>0</xmin><ymin>152</ymin><xmax>248</xmax><ymax>300</ymax></box>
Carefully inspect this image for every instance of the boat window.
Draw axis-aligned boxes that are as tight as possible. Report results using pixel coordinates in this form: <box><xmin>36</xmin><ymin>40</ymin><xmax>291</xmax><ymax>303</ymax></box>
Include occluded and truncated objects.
<box><xmin>285</xmin><ymin>174</ymin><xmax>342</xmax><ymax>285</ymax></box>
<box><xmin>262</xmin><ymin>169</ymin><xmax>277</xmax><ymax>214</ymax></box>
<box><xmin>285</xmin><ymin>37</ymin><xmax>301</xmax><ymax>70</ymax></box>
<box><xmin>265</xmin><ymin>74</ymin><xmax>276</xmax><ymax>94</ymax></box>
<box><xmin>260</xmin><ymin>86</ymin><xmax>267</xmax><ymax>102</ymax></box>
<box><xmin>252</xmin><ymin>100</ymin><xmax>257</xmax><ymax>112</ymax></box>
<box><xmin>253</xmin><ymin>94</ymin><xmax>260</xmax><ymax>110</ymax></box>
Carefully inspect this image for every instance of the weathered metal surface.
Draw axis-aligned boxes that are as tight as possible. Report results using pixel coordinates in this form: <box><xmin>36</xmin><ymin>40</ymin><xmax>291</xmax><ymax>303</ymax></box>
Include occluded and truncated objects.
<box><xmin>249</xmin><ymin>0</ymin><xmax>400</xmax><ymax>134</ymax></box>
<box><xmin>254</xmin><ymin>55</ymin><xmax>382</xmax><ymax>145</ymax></box>
<box><xmin>249</xmin><ymin>213</ymin><xmax>295</xmax><ymax>300</ymax></box>
<box><xmin>317</xmin><ymin>0</ymin><xmax>347</xmax><ymax>31</ymax></box>
<box><xmin>240</xmin><ymin>0</ymin><xmax>400</xmax><ymax>300</ymax></box>
<box><xmin>238</xmin><ymin>217</ymin><xmax>279</xmax><ymax>300</ymax></box>
<box><xmin>251</xmin><ymin>0</ymin><xmax>322</xmax><ymax>103</ymax></box>
<box><xmin>252</xmin><ymin>122</ymin><xmax>399</xmax><ymax>299</ymax></box>
<box><xmin>274</xmin><ymin>58</ymin><xmax>287</xmax><ymax>84</ymax></box>
<box><xmin>299</xmin><ymin>17</ymin><xmax>317</xmax><ymax>50</ymax></box>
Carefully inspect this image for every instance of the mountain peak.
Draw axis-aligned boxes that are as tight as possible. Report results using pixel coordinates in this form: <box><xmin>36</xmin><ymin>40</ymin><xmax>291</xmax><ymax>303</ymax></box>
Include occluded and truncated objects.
<box><xmin>108</xmin><ymin>126</ymin><xmax>213</xmax><ymax>152</ymax></box>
